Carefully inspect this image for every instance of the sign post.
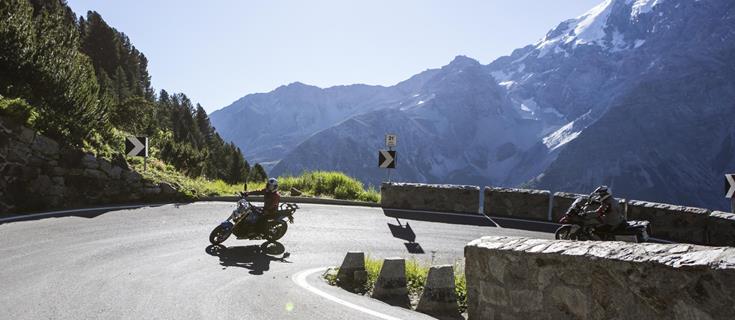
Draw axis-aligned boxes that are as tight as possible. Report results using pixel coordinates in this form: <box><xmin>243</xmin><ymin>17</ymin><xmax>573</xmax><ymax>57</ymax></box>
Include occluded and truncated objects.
<box><xmin>726</xmin><ymin>173</ymin><xmax>735</xmax><ymax>213</ymax></box>
<box><xmin>380</xmin><ymin>134</ymin><xmax>397</xmax><ymax>182</ymax></box>
<box><xmin>126</xmin><ymin>136</ymin><xmax>149</xmax><ymax>172</ymax></box>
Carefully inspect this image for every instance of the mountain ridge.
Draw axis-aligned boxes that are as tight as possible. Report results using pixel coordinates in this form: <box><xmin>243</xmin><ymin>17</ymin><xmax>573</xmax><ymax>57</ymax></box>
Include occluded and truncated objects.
<box><xmin>211</xmin><ymin>0</ymin><xmax>735</xmax><ymax>210</ymax></box>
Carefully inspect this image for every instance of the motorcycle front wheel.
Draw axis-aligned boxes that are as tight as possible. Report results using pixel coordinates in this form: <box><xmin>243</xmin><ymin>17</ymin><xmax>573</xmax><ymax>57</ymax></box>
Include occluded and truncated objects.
<box><xmin>555</xmin><ymin>225</ymin><xmax>576</xmax><ymax>240</ymax></box>
<box><xmin>209</xmin><ymin>225</ymin><xmax>232</xmax><ymax>245</ymax></box>
<box><xmin>266</xmin><ymin>221</ymin><xmax>288</xmax><ymax>241</ymax></box>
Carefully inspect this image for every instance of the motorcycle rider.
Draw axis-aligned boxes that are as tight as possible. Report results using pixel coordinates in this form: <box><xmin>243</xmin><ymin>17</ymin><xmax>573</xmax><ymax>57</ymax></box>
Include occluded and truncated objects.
<box><xmin>580</xmin><ymin>186</ymin><xmax>625</xmax><ymax>232</ymax></box>
<box><xmin>245</xmin><ymin>178</ymin><xmax>281</xmax><ymax>224</ymax></box>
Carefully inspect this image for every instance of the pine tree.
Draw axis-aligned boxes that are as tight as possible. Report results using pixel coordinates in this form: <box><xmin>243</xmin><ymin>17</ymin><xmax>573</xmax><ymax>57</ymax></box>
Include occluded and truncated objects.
<box><xmin>249</xmin><ymin>163</ymin><xmax>267</xmax><ymax>183</ymax></box>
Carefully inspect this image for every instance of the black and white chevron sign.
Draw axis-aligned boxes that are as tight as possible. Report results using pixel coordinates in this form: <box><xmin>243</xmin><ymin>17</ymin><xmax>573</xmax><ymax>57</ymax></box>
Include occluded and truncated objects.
<box><xmin>125</xmin><ymin>136</ymin><xmax>148</xmax><ymax>157</ymax></box>
<box><xmin>379</xmin><ymin>150</ymin><xmax>396</xmax><ymax>169</ymax></box>
<box><xmin>726</xmin><ymin>174</ymin><xmax>735</xmax><ymax>199</ymax></box>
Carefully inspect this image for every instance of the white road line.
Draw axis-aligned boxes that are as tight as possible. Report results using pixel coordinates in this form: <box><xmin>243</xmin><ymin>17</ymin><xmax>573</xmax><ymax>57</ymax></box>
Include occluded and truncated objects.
<box><xmin>292</xmin><ymin>267</ymin><xmax>405</xmax><ymax>320</ymax></box>
<box><xmin>0</xmin><ymin>204</ymin><xmax>156</xmax><ymax>223</ymax></box>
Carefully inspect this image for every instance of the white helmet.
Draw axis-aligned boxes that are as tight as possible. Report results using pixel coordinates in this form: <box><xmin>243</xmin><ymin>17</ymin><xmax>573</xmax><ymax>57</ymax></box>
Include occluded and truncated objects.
<box><xmin>266</xmin><ymin>178</ymin><xmax>278</xmax><ymax>192</ymax></box>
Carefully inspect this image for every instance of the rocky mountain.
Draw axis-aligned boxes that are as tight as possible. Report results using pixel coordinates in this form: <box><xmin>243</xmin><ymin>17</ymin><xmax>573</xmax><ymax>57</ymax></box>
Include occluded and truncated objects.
<box><xmin>211</xmin><ymin>0</ymin><xmax>735</xmax><ymax>210</ymax></box>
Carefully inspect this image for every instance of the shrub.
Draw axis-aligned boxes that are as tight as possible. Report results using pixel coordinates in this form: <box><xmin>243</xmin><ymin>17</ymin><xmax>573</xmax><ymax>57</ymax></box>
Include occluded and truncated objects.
<box><xmin>0</xmin><ymin>96</ymin><xmax>38</xmax><ymax>126</ymax></box>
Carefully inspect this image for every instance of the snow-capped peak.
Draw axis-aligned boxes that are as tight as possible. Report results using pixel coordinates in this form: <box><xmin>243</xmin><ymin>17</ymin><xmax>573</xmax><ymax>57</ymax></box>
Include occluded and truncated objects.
<box><xmin>532</xmin><ymin>0</ymin><xmax>676</xmax><ymax>57</ymax></box>
<box><xmin>535</xmin><ymin>0</ymin><xmax>615</xmax><ymax>56</ymax></box>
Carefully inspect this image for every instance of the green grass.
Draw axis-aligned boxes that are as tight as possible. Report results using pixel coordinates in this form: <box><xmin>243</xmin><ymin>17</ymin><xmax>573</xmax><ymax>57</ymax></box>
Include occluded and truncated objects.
<box><xmin>278</xmin><ymin>171</ymin><xmax>380</xmax><ymax>202</ymax></box>
<box><xmin>126</xmin><ymin>159</ymin><xmax>379</xmax><ymax>203</ymax></box>
<box><xmin>128</xmin><ymin>156</ymin><xmax>265</xmax><ymax>198</ymax></box>
<box><xmin>324</xmin><ymin>255</ymin><xmax>468</xmax><ymax>313</ymax></box>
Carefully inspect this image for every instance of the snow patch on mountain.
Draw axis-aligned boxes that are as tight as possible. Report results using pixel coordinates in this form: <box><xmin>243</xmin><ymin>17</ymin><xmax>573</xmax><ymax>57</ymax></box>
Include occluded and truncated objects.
<box><xmin>543</xmin><ymin>121</ymin><xmax>582</xmax><ymax>151</ymax></box>
<box><xmin>629</xmin><ymin>0</ymin><xmax>668</xmax><ymax>18</ymax></box>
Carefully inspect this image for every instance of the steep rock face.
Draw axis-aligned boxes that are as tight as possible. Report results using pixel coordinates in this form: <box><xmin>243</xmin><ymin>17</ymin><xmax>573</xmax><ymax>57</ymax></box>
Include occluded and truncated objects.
<box><xmin>533</xmin><ymin>0</ymin><xmax>735</xmax><ymax>210</ymax></box>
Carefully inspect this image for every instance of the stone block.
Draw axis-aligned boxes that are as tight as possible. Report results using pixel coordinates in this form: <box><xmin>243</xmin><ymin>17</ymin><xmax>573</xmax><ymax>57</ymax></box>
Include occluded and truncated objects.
<box><xmin>707</xmin><ymin>211</ymin><xmax>735</xmax><ymax>247</ymax></box>
<box><xmin>31</xmin><ymin>135</ymin><xmax>59</xmax><ymax>157</ymax></box>
<box><xmin>371</xmin><ymin>257</ymin><xmax>410</xmax><ymax>308</ymax></box>
<box><xmin>465</xmin><ymin>236</ymin><xmax>735</xmax><ymax>320</ymax></box>
<box><xmin>80</xmin><ymin>154</ymin><xmax>99</xmax><ymax>169</ymax></box>
<box><xmin>160</xmin><ymin>182</ymin><xmax>177</xmax><ymax>194</ymax></box>
<box><xmin>83</xmin><ymin>169</ymin><xmax>106</xmax><ymax>180</ymax></box>
<box><xmin>123</xmin><ymin>171</ymin><xmax>142</xmax><ymax>183</ymax></box>
<box><xmin>484</xmin><ymin>187</ymin><xmax>550</xmax><ymax>221</ymax></box>
<box><xmin>29</xmin><ymin>175</ymin><xmax>52</xmax><ymax>194</ymax></box>
<box><xmin>18</xmin><ymin>126</ymin><xmax>35</xmax><ymax>144</ymax></box>
<box><xmin>627</xmin><ymin>200</ymin><xmax>709</xmax><ymax>244</ymax></box>
<box><xmin>381</xmin><ymin>182</ymin><xmax>480</xmax><ymax>213</ymax></box>
<box><xmin>108</xmin><ymin>166</ymin><xmax>122</xmax><ymax>180</ymax></box>
<box><xmin>336</xmin><ymin>251</ymin><xmax>366</xmax><ymax>291</ymax></box>
<box><xmin>142</xmin><ymin>187</ymin><xmax>161</xmax><ymax>195</ymax></box>
<box><xmin>416</xmin><ymin>265</ymin><xmax>462</xmax><ymax>319</ymax></box>
<box><xmin>98</xmin><ymin>159</ymin><xmax>114</xmax><ymax>176</ymax></box>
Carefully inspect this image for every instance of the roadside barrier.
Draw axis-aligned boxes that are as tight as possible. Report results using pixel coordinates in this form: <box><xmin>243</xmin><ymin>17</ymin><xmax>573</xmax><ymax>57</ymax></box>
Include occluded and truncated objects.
<box><xmin>371</xmin><ymin>257</ymin><xmax>410</xmax><ymax>308</ymax></box>
<box><xmin>336</xmin><ymin>251</ymin><xmax>367</xmax><ymax>292</ymax></box>
<box><xmin>415</xmin><ymin>265</ymin><xmax>462</xmax><ymax>320</ymax></box>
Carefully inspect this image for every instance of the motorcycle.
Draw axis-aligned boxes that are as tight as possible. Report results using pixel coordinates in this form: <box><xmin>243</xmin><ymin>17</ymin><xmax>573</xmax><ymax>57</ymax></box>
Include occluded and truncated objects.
<box><xmin>555</xmin><ymin>197</ymin><xmax>651</xmax><ymax>243</ymax></box>
<box><xmin>209</xmin><ymin>192</ymin><xmax>299</xmax><ymax>245</ymax></box>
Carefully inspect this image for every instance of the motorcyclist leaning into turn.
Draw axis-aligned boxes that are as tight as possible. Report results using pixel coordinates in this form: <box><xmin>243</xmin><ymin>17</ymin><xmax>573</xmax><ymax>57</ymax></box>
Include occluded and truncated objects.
<box><xmin>245</xmin><ymin>178</ymin><xmax>281</xmax><ymax>223</ymax></box>
<box><xmin>580</xmin><ymin>185</ymin><xmax>625</xmax><ymax>232</ymax></box>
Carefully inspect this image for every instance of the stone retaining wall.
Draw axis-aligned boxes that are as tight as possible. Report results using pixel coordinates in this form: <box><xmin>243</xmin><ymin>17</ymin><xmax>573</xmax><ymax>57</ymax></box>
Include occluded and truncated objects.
<box><xmin>708</xmin><ymin>211</ymin><xmax>735</xmax><ymax>246</ymax></box>
<box><xmin>465</xmin><ymin>236</ymin><xmax>735</xmax><ymax>320</ymax></box>
<box><xmin>0</xmin><ymin>116</ymin><xmax>183</xmax><ymax>213</ymax></box>
<box><xmin>484</xmin><ymin>187</ymin><xmax>550</xmax><ymax>221</ymax></box>
<box><xmin>380</xmin><ymin>182</ymin><xmax>480</xmax><ymax>213</ymax></box>
<box><xmin>627</xmin><ymin>200</ymin><xmax>710</xmax><ymax>245</ymax></box>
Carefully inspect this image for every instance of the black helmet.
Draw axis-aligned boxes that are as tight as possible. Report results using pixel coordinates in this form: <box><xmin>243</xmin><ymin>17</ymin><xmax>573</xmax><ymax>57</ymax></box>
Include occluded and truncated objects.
<box><xmin>593</xmin><ymin>185</ymin><xmax>611</xmax><ymax>201</ymax></box>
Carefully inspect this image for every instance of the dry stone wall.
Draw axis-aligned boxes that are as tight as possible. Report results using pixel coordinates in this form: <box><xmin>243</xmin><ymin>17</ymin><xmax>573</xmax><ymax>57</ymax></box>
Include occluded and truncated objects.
<box><xmin>465</xmin><ymin>236</ymin><xmax>735</xmax><ymax>320</ymax></box>
<box><xmin>0</xmin><ymin>116</ymin><xmax>182</xmax><ymax>214</ymax></box>
<box><xmin>380</xmin><ymin>182</ymin><xmax>480</xmax><ymax>213</ymax></box>
<box><xmin>484</xmin><ymin>187</ymin><xmax>550</xmax><ymax>221</ymax></box>
<box><xmin>627</xmin><ymin>200</ymin><xmax>710</xmax><ymax>245</ymax></box>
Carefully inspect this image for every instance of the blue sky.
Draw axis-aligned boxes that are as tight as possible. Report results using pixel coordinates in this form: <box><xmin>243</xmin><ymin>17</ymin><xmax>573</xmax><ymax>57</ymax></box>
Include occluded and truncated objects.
<box><xmin>66</xmin><ymin>0</ymin><xmax>601</xmax><ymax>113</ymax></box>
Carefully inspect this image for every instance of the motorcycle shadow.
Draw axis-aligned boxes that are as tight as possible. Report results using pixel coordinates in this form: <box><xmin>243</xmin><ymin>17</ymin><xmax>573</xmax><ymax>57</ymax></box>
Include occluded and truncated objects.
<box><xmin>205</xmin><ymin>241</ymin><xmax>291</xmax><ymax>275</ymax></box>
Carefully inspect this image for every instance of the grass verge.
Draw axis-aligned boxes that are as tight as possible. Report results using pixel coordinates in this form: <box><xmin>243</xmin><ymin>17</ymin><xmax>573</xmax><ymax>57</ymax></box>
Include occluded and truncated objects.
<box><xmin>128</xmin><ymin>157</ymin><xmax>264</xmax><ymax>198</ymax></box>
<box><xmin>324</xmin><ymin>255</ymin><xmax>467</xmax><ymax>313</ymax></box>
<box><xmin>127</xmin><ymin>160</ymin><xmax>380</xmax><ymax>203</ymax></box>
<box><xmin>278</xmin><ymin>171</ymin><xmax>380</xmax><ymax>202</ymax></box>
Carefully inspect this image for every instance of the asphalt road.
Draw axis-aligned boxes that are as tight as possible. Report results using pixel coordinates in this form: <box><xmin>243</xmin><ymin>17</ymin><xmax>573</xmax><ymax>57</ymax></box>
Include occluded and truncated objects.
<box><xmin>0</xmin><ymin>202</ymin><xmax>554</xmax><ymax>320</ymax></box>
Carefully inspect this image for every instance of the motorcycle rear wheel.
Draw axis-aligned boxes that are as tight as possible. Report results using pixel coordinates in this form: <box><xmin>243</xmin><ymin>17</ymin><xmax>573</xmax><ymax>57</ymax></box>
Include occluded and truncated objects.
<box><xmin>555</xmin><ymin>225</ymin><xmax>577</xmax><ymax>240</ymax></box>
<box><xmin>209</xmin><ymin>225</ymin><xmax>232</xmax><ymax>245</ymax></box>
<box><xmin>266</xmin><ymin>221</ymin><xmax>288</xmax><ymax>241</ymax></box>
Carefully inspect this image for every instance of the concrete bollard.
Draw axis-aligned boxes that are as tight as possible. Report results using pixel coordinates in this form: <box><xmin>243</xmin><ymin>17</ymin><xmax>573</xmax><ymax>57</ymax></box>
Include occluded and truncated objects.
<box><xmin>337</xmin><ymin>251</ymin><xmax>366</xmax><ymax>291</ymax></box>
<box><xmin>371</xmin><ymin>257</ymin><xmax>410</xmax><ymax>308</ymax></box>
<box><xmin>416</xmin><ymin>265</ymin><xmax>462</xmax><ymax>320</ymax></box>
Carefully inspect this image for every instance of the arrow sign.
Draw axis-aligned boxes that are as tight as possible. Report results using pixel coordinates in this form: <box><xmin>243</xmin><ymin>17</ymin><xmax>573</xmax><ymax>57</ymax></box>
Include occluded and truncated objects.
<box><xmin>125</xmin><ymin>136</ymin><xmax>148</xmax><ymax>157</ymax></box>
<box><xmin>726</xmin><ymin>174</ymin><xmax>735</xmax><ymax>198</ymax></box>
<box><xmin>379</xmin><ymin>150</ymin><xmax>396</xmax><ymax>169</ymax></box>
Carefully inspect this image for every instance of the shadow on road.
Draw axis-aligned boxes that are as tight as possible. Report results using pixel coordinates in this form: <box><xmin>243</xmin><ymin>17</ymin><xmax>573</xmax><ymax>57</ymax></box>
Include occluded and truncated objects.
<box><xmin>0</xmin><ymin>203</ymin><xmax>176</xmax><ymax>225</ymax></box>
<box><xmin>382</xmin><ymin>208</ymin><xmax>496</xmax><ymax>227</ymax></box>
<box><xmin>388</xmin><ymin>218</ymin><xmax>425</xmax><ymax>254</ymax></box>
<box><xmin>205</xmin><ymin>242</ymin><xmax>291</xmax><ymax>275</ymax></box>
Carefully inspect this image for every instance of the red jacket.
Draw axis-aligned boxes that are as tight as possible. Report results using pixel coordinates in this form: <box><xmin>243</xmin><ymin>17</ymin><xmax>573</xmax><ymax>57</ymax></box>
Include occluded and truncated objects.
<box><xmin>249</xmin><ymin>189</ymin><xmax>280</xmax><ymax>215</ymax></box>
